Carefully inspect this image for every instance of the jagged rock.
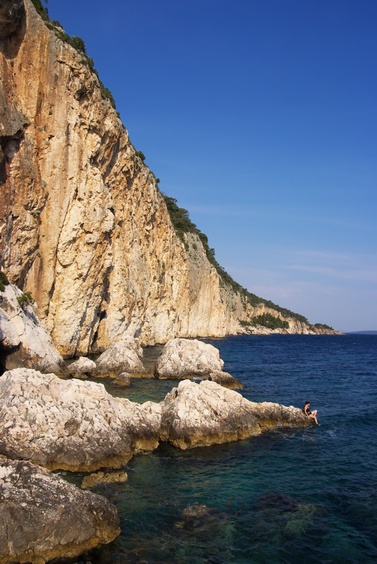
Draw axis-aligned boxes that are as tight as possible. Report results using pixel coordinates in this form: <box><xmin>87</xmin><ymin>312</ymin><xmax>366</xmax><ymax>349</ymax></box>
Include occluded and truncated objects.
<box><xmin>0</xmin><ymin>458</ymin><xmax>120</xmax><ymax>564</ymax></box>
<box><xmin>81</xmin><ymin>470</ymin><xmax>128</xmax><ymax>490</ymax></box>
<box><xmin>0</xmin><ymin>284</ymin><xmax>65</xmax><ymax>374</ymax></box>
<box><xmin>208</xmin><ymin>370</ymin><xmax>243</xmax><ymax>389</ymax></box>
<box><xmin>93</xmin><ymin>338</ymin><xmax>146</xmax><ymax>377</ymax></box>
<box><xmin>160</xmin><ymin>380</ymin><xmax>312</xmax><ymax>449</ymax></box>
<box><xmin>0</xmin><ymin>368</ymin><xmax>161</xmax><ymax>471</ymax></box>
<box><xmin>155</xmin><ymin>338</ymin><xmax>224</xmax><ymax>379</ymax></box>
<box><xmin>68</xmin><ymin>356</ymin><xmax>97</xmax><ymax>377</ymax></box>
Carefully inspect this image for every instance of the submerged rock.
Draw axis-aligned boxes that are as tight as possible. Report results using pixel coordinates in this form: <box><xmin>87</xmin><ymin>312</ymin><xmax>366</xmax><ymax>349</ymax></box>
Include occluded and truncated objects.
<box><xmin>160</xmin><ymin>380</ymin><xmax>312</xmax><ymax>449</ymax></box>
<box><xmin>81</xmin><ymin>470</ymin><xmax>128</xmax><ymax>490</ymax></box>
<box><xmin>0</xmin><ymin>459</ymin><xmax>120</xmax><ymax>564</ymax></box>
<box><xmin>251</xmin><ymin>492</ymin><xmax>325</xmax><ymax>539</ymax></box>
<box><xmin>155</xmin><ymin>338</ymin><xmax>225</xmax><ymax>378</ymax></box>
<box><xmin>0</xmin><ymin>368</ymin><xmax>161</xmax><ymax>471</ymax></box>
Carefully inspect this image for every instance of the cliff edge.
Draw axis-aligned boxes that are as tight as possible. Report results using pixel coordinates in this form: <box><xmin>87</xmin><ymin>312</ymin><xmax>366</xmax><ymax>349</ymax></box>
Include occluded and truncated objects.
<box><xmin>0</xmin><ymin>0</ymin><xmax>338</xmax><ymax>357</ymax></box>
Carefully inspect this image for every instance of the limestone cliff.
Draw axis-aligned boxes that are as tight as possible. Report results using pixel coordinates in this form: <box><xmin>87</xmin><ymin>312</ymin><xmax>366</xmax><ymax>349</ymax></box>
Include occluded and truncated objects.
<box><xmin>0</xmin><ymin>0</ymin><xmax>337</xmax><ymax>357</ymax></box>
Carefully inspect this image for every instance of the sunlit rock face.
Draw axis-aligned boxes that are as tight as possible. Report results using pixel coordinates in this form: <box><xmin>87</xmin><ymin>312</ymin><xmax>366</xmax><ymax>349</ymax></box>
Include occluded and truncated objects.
<box><xmin>0</xmin><ymin>1</ymin><xmax>333</xmax><ymax>357</ymax></box>
<box><xmin>0</xmin><ymin>368</ymin><xmax>161</xmax><ymax>471</ymax></box>
<box><xmin>160</xmin><ymin>379</ymin><xmax>312</xmax><ymax>450</ymax></box>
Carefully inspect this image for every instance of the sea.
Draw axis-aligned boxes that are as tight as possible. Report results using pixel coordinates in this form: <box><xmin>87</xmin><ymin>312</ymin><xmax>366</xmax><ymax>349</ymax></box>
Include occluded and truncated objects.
<box><xmin>74</xmin><ymin>334</ymin><xmax>377</xmax><ymax>564</ymax></box>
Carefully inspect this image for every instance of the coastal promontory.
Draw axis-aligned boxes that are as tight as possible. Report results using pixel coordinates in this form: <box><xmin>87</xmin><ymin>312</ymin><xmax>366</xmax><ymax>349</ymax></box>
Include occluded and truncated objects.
<box><xmin>0</xmin><ymin>0</ymin><xmax>338</xmax><ymax>362</ymax></box>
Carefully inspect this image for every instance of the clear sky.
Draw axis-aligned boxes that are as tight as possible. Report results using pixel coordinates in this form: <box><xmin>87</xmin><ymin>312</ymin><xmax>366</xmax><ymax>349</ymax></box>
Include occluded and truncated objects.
<box><xmin>45</xmin><ymin>0</ymin><xmax>377</xmax><ymax>332</ymax></box>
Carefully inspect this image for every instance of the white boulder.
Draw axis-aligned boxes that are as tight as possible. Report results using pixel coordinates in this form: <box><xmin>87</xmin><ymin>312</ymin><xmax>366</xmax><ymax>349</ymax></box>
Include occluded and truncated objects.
<box><xmin>93</xmin><ymin>337</ymin><xmax>146</xmax><ymax>377</ymax></box>
<box><xmin>68</xmin><ymin>356</ymin><xmax>96</xmax><ymax>377</ymax></box>
<box><xmin>0</xmin><ymin>284</ymin><xmax>65</xmax><ymax>373</ymax></box>
<box><xmin>0</xmin><ymin>368</ymin><xmax>161</xmax><ymax>471</ymax></box>
<box><xmin>155</xmin><ymin>338</ymin><xmax>224</xmax><ymax>378</ymax></box>
<box><xmin>160</xmin><ymin>379</ymin><xmax>312</xmax><ymax>449</ymax></box>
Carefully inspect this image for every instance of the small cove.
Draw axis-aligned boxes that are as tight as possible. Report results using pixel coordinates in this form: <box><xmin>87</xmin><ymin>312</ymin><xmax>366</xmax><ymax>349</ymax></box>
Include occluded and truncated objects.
<box><xmin>70</xmin><ymin>335</ymin><xmax>377</xmax><ymax>563</ymax></box>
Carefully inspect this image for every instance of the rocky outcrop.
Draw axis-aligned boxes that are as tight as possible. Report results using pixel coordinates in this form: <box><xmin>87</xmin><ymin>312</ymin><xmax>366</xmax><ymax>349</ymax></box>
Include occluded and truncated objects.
<box><xmin>208</xmin><ymin>370</ymin><xmax>243</xmax><ymax>389</ymax></box>
<box><xmin>0</xmin><ymin>0</ymin><xmax>337</xmax><ymax>359</ymax></box>
<box><xmin>0</xmin><ymin>283</ymin><xmax>65</xmax><ymax>374</ymax></box>
<box><xmin>93</xmin><ymin>337</ymin><xmax>146</xmax><ymax>377</ymax></box>
<box><xmin>0</xmin><ymin>368</ymin><xmax>161</xmax><ymax>471</ymax></box>
<box><xmin>0</xmin><ymin>367</ymin><xmax>313</xmax><ymax>472</ymax></box>
<box><xmin>67</xmin><ymin>355</ymin><xmax>96</xmax><ymax>378</ymax></box>
<box><xmin>160</xmin><ymin>380</ymin><xmax>312</xmax><ymax>449</ymax></box>
<box><xmin>0</xmin><ymin>458</ymin><xmax>120</xmax><ymax>564</ymax></box>
<box><xmin>155</xmin><ymin>338</ymin><xmax>225</xmax><ymax>379</ymax></box>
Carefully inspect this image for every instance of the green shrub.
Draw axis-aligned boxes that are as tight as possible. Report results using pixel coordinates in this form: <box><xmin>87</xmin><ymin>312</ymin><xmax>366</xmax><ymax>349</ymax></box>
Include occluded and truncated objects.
<box><xmin>252</xmin><ymin>314</ymin><xmax>289</xmax><ymax>330</ymax></box>
<box><xmin>100</xmin><ymin>85</ymin><xmax>116</xmax><ymax>108</ymax></box>
<box><xmin>0</xmin><ymin>271</ymin><xmax>9</xmax><ymax>292</ymax></box>
<box><xmin>69</xmin><ymin>36</ymin><xmax>86</xmax><ymax>54</ymax></box>
<box><xmin>135</xmin><ymin>150</ymin><xmax>146</xmax><ymax>162</ymax></box>
<box><xmin>161</xmin><ymin>193</ymin><xmax>312</xmax><ymax>325</ymax></box>
<box><xmin>30</xmin><ymin>0</ymin><xmax>49</xmax><ymax>21</ymax></box>
<box><xmin>17</xmin><ymin>292</ymin><xmax>35</xmax><ymax>309</ymax></box>
<box><xmin>313</xmin><ymin>323</ymin><xmax>335</xmax><ymax>331</ymax></box>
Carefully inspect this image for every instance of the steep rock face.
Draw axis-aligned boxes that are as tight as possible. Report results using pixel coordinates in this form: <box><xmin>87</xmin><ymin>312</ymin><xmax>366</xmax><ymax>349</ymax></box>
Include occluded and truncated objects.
<box><xmin>0</xmin><ymin>1</ymin><xmax>334</xmax><ymax>356</ymax></box>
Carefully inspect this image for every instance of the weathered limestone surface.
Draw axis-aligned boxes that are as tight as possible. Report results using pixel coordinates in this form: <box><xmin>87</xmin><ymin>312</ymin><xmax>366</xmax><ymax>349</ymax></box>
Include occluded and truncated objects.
<box><xmin>0</xmin><ymin>0</ymin><xmax>336</xmax><ymax>359</ymax></box>
<box><xmin>0</xmin><ymin>283</ymin><xmax>65</xmax><ymax>373</ymax></box>
<box><xmin>0</xmin><ymin>368</ymin><xmax>161</xmax><ymax>471</ymax></box>
<box><xmin>160</xmin><ymin>380</ymin><xmax>312</xmax><ymax>449</ymax></box>
<box><xmin>67</xmin><ymin>355</ymin><xmax>96</xmax><ymax>377</ymax></box>
<box><xmin>93</xmin><ymin>337</ymin><xmax>146</xmax><ymax>377</ymax></box>
<box><xmin>0</xmin><ymin>367</ymin><xmax>313</xmax><ymax>472</ymax></box>
<box><xmin>0</xmin><ymin>458</ymin><xmax>120</xmax><ymax>564</ymax></box>
<box><xmin>155</xmin><ymin>338</ymin><xmax>224</xmax><ymax>378</ymax></box>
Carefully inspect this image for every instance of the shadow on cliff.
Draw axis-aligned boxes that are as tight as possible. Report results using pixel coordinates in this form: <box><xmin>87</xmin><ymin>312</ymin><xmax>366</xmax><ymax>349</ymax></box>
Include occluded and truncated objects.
<box><xmin>0</xmin><ymin>0</ymin><xmax>26</xmax><ymax>59</ymax></box>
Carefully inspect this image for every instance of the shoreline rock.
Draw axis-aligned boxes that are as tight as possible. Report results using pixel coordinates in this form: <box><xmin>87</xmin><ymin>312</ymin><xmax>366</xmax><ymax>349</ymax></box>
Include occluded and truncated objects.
<box><xmin>0</xmin><ymin>367</ymin><xmax>312</xmax><ymax>471</ymax></box>
<box><xmin>155</xmin><ymin>338</ymin><xmax>225</xmax><ymax>379</ymax></box>
<box><xmin>92</xmin><ymin>338</ymin><xmax>146</xmax><ymax>378</ymax></box>
<box><xmin>81</xmin><ymin>470</ymin><xmax>128</xmax><ymax>490</ymax></box>
<box><xmin>160</xmin><ymin>380</ymin><xmax>312</xmax><ymax>450</ymax></box>
<box><xmin>0</xmin><ymin>459</ymin><xmax>120</xmax><ymax>564</ymax></box>
<box><xmin>0</xmin><ymin>284</ymin><xmax>65</xmax><ymax>375</ymax></box>
<box><xmin>207</xmin><ymin>370</ymin><xmax>243</xmax><ymax>389</ymax></box>
<box><xmin>0</xmin><ymin>368</ymin><xmax>160</xmax><ymax>472</ymax></box>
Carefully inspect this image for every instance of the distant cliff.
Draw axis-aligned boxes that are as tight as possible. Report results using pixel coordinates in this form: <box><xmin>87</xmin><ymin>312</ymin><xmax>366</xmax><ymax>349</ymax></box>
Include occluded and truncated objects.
<box><xmin>0</xmin><ymin>0</ymin><xmax>338</xmax><ymax>357</ymax></box>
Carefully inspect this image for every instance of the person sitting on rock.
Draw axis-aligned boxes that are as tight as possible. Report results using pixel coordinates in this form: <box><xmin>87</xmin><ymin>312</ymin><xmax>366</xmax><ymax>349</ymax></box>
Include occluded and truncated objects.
<box><xmin>303</xmin><ymin>401</ymin><xmax>319</xmax><ymax>425</ymax></box>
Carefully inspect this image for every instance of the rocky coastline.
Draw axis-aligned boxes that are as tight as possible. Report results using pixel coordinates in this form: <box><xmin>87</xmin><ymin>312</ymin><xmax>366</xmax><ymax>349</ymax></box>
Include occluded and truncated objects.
<box><xmin>0</xmin><ymin>283</ymin><xmax>315</xmax><ymax>563</ymax></box>
<box><xmin>0</xmin><ymin>0</ymin><xmax>336</xmax><ymax>560</ymax></box>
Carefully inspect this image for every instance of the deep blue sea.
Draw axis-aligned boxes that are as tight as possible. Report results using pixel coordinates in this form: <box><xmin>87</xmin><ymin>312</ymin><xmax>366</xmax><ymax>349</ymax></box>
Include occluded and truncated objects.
<box><xmin>80</xmin><ymin>335</ymin><xmax>377</xmax><ymax>563</ymax></box>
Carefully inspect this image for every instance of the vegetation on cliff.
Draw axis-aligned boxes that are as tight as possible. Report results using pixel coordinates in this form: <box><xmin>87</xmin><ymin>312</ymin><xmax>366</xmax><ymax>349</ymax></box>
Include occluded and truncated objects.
<box><xmin>161</xmin><ymin>194</ymin><xmax>314</xmax><ymax>328</ymax></box>
<box><xmin>0</xmin><ymin>271</ymin><xmax>9</xmax><ymax>293</ymax></box>
<box><xmin>30</xmin><ymin>0</ymin><xmax>116</xmax><ymax>108</ymax></box>
<box><xmin>24</xmin><ymin>0</ymin><xmax>335</xmax><ymax>337</ymax></box>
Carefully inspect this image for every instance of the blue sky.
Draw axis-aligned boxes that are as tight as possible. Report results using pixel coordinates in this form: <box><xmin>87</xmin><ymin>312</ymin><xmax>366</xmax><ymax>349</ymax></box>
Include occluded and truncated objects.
<box><xmin>46</xmin><ymin>0</ymin><xmax>377</xmax><ymax>332</ymax></box>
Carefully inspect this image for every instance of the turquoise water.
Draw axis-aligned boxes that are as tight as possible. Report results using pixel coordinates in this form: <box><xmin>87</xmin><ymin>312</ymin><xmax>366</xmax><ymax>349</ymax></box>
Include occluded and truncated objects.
<box><xmin>83</xmin><ymin>335</ymin><xmax>377</xmax><ymax>563</ymax></box>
